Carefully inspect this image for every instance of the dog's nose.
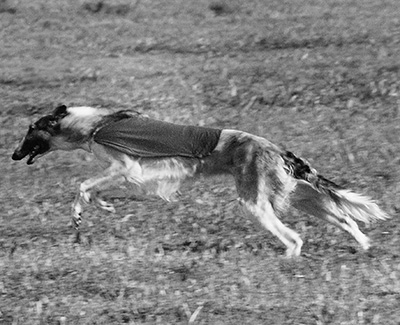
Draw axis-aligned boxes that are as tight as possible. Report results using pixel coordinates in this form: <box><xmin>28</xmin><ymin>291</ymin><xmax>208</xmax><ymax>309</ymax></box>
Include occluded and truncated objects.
<box><xmin>12</xmin><ymin>151</ymin><xmax>22</xmax><ymax>160</ymax></box>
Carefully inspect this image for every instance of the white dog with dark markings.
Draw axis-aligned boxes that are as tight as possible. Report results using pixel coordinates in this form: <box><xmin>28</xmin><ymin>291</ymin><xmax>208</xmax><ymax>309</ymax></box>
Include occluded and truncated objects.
<box><xmin>12</xmin><ymin>105</ymin><xmax>389</xmax><ymax>256</ymax></box>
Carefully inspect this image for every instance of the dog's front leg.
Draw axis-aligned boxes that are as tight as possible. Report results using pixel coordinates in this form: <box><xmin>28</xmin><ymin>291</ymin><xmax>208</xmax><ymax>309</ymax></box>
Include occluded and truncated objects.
<box><xmin>71</xmin><ymin>171</ymin><xmax>126</xmax><ymax>229</ymax></box>
<box><xmin>72</xmin><ymin>191</ymin><xmax>84</xmax><ymax>229</ymax></box>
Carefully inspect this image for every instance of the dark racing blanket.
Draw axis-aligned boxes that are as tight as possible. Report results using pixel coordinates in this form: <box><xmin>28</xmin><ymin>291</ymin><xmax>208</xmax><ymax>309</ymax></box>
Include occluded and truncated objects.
<box><xmin>93</xmin><ymin>116</ymin><xmax>222</xmax><ymax>159</ymax></box>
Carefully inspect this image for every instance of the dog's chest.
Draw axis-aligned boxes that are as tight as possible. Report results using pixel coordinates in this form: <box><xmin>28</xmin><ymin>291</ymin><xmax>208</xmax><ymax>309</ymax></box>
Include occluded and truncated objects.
<box><xmin>120</xmin><ymin>154</ymin><xmax>201</xmax><ymax>201</ymax></box>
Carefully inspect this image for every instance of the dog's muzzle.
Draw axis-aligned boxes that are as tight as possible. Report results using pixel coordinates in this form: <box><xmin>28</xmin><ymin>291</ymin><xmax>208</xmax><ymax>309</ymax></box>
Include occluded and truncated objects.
<box><xmin>12</xmin><ymin>145</ymin><xmax>42</xmax><ymax>165</ymax></box>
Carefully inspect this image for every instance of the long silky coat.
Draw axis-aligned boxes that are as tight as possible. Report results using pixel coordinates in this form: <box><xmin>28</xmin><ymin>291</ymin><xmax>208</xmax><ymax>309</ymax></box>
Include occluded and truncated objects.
<box><xmin>12</xmin><ymin>105</ymin><xmax>389</xmax><ymax>257</ymax></box>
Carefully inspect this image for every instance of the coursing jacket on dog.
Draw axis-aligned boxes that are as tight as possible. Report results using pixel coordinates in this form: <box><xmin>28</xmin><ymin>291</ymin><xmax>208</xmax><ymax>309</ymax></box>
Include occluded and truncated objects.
<box><xmin>93</xmin><ymin>117</ymin><xmax>222</xmax><ymax>159</ymax></box>
<box><xmin>12</xmin><ymin>105</ymin><xmax>389</xmax><ymax>257</ymax></box>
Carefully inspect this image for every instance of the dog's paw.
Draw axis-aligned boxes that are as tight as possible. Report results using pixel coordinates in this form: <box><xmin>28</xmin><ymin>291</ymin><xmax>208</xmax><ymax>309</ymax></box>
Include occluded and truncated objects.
<box><xmin>71</xmin><ymin>201</ymin><xmax>83</xmax><ymax>229</ymax></box>
<box><xmin>168</xmin><ymin>191</ymin><xmax>182</xmax><ymax>202</ymax></box>
<box><xmin>284</xmin><ymin>238</ymin><xmax>303</xmax><ymax>258</ymax></box>
<box><xmin>361</xmin><ymin>238</ymin><xmax>371</xmax><ymax>251</ymax></box>
<box><xmin>101</xmin><ymin>204</ymin><xmax>116</xmax><ymax>213</ymax></box>
<box><xmin>71</xmin><ymin>212</ymin><xmax>82</xmax><ymax>230</ymax></box>
<box><xmin>97</xmin><ymin>198</ymin><xmax>116</xmax><ymax>213</ymax></box>
<box><xmin>81</xmin><ymin>191</ymin><xmax>91</xmax><ymax>204</ymax></box>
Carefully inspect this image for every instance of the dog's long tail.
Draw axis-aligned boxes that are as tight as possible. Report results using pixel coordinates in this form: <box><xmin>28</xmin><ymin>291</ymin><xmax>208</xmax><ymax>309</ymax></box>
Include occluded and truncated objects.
<box><xmin>282</xmin><ymin>151</ymin><xmax>389</xmax><ymax>224</ymax></box>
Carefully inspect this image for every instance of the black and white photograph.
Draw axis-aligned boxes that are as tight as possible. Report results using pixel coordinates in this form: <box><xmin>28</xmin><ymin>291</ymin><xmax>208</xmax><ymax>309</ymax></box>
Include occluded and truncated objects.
<box><xmin>1</xmin><ymin>0</ymin><xmax>400</xmax><ymax>324</ymax></box>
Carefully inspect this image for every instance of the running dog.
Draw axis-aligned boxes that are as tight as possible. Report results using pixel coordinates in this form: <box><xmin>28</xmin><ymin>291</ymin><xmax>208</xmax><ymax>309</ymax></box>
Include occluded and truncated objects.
<box><xmin>12</xmin><ymin>105</ymin><xmax>389</xmax><ymax>256</ymax></box>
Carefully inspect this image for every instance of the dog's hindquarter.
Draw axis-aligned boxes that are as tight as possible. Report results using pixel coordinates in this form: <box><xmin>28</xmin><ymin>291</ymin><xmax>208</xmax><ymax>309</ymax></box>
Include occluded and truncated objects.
<box><xmin>202</xmin><ymin>130</ymin><xmax>304</xmax><ymax>256</ymax></box>
<box><xmin>206</xmin><ymin>131</ymin><xmax>389</xmax><ymax>255</ymax></box>
<box><xmin>90</xmin><ymin>128</ymin><xmax>389</xmax><ymax>255</ymax></box>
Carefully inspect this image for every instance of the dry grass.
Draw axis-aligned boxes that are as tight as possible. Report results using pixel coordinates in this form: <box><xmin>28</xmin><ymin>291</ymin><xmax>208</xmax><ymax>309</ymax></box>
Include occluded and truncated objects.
<box><xmin>1</xmin><ymin>0</ymin><xmax>400</xmax><ymax>324</ymax></box>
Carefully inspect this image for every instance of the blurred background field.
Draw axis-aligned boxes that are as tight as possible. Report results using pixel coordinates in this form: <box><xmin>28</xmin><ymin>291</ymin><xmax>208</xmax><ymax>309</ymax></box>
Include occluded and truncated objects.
<box><xmin>1</xmin><ymin>0</ymin><xmax>400</xmax><ymax>324</ymax></box>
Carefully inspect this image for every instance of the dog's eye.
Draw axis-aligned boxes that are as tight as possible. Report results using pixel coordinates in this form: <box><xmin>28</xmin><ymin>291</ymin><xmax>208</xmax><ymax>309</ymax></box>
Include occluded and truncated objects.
<box><xmin>48</xmin><ymin>119</ymin><xmax>57</xmax><ymax>127</ymax></box>
<box><xmin>28</xmin><ymin>124</ymin><xmax>35</xmax><ymax>132</ymax></box>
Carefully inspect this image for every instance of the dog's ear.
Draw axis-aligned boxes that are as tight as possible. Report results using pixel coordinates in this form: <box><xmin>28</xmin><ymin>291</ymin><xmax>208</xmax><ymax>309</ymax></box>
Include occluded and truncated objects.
<box><xmin>53</xmin><ymin>105</ymin><xmax>69</xmax><ymax>119</ymax></box>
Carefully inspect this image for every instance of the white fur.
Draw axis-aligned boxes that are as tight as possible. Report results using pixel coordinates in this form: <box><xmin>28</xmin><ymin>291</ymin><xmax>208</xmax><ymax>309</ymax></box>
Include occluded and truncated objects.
<box><xmin>336</xmin><ymin>189</ymin><xmax>389</xmax><ymax>223</ymax></box>
<box><xmin>67</xmin><ymin>106</ymin><xmax>104</xmax><ymax>117</ymax></box>
<box><xmin>61</xmin><ymin>107</ymin><xmax>110</xmax><ymax>139</ymax></box>
<box><xmin>118</xmin><ymin>154</ymin><xmax>198</xmax><ymax>201</ymax></box>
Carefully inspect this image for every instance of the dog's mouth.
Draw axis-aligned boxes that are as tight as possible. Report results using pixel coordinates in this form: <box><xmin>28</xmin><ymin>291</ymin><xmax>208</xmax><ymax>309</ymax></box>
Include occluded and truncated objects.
<box><xmin>27</xmin><ymin>147</ymin><xmax>41</xmax><ymax>165</ymax></box>
<box><xmin>13</xmin><ymin>119</ymin><xmax>55</xmax><ymax>165</ymax></box>
<box><xmin>12</xmin><ymin>144</ymin><xmax>45</xmax><ymax>165</ymax></box>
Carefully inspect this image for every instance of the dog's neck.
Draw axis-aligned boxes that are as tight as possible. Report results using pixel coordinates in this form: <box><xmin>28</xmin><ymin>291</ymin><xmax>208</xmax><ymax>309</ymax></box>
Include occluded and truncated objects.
<box><xmin>53</xmin><ymin>107</ymin><xmax>113</xmax><ymax>152</ymax></box>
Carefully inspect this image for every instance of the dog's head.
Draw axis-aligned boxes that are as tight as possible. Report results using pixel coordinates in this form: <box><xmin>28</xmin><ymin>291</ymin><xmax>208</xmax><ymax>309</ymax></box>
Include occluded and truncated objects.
<box><xmin>12</xmin><ymin>105</ymin><xmax>69</xmax><ymax>165</ymax></box>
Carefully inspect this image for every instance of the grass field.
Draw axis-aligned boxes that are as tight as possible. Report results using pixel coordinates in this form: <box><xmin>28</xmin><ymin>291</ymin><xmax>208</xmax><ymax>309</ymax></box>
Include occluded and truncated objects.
<box><xmin>1</xmin><ymin>0</ymin><xmax>400</xmax><ymax>324</ymax></box>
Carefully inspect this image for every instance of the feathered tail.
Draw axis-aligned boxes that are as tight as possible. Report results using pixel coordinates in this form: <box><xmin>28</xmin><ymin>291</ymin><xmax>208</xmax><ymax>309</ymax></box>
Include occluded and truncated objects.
<box><xmin>325</xmin><ymin>188</ymin><xmax>389</xmax><ymax>224</ymax></box>
<box><xmin>282</xmin><ymin>151</ymin><xmax>389</xmax><ymax>224</ymax></box>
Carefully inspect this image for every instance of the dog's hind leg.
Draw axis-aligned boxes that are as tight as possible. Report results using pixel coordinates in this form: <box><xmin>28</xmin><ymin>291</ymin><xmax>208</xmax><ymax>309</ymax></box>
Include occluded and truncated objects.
<box><xmin>232</xmin><ymin>140</ymin><xmax>302</xmax><ymax>256</ymax></box>
<box><xmin>239</xmin><ymin>198</ymin><xmax>303</xmax><ymax>257</ymax></box>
